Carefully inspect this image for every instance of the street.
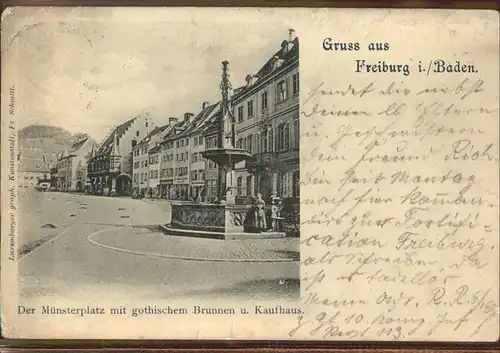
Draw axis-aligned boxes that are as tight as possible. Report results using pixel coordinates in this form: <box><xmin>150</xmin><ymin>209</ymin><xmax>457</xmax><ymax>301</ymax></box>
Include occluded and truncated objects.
<box><xmin>18</xmin><ymin>189</ymin><xmax>300</xmax><ymax>303</ymax></box>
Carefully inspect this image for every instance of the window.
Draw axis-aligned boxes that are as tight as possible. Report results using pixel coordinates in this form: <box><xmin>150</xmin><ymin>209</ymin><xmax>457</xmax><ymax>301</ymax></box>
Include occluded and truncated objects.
<box><xmin>186</xmin><ymin>138</ymin><xmax>189</xmax><ymax>146</ymax></box>
<box><xmin>206</xmin><ymin>136</ymin><xmax>216</xmax><ymax>149</ymax></box>
<box><xmin>247</xmin><ymin>100</ymin><xmax>254</xmax><ymax>118</ymax></box>
<box><xmin>279</xmin><ymin>172</ymin><xmax>286</xmax><ymax>197</ymax></box>
<box><xmin>261</xmin><ymin>91</ymin><xmax>268</xmax><ymax>111</ymax></box>
<box><xmin>292</xmin><ymin>73</ymin><xmax>299</xmax><ymax>95</ymax></box>
<box><xmin>277</xmin><ymin>79</ymin><xmax>288</xmax><ymax>102</ymax></box>
<box><xmin>181</xmin><ymin>140</ymin><xmax>185</xmax><ymax>147</ymax></box>
<box><xmin>247</xmin><ymin>134</ymin><xmax>253</xmax><ymax>153</ymax></box>
<box><xmin>293</xmin><ymin>119</ymin><xmax>299</xmax><ymax>148</ymax></box>
<box><xmin>194</xmin><ymin>137</ymin><xmax>198</xmax><ymax>145</ymax></box>
<box><xmin>199</xmin><ymin>136</ymin><xmax>203</xmax><ymax>145</ymax></box>
<box><xmin>136</xmin><ymin>131</ymin><xmax>139</xmax><ymax>137</ymax></box>
<box><xmin>261</xmin><ymin>129</ymin><xmax>268</xmax><ymax>153</ymax></box>
<box><xmin>237</xmin><ymin>177</ymin><xmax>244</xmax><ymax>197</ymax></box>
<box><xmin>246</xmin><ymin>175</ymin><xmax>252</xmax><ymax>196</ymax></box>
<box><xmin>284</xmin><ymin>122</ymin><xmax>290</xmax><ymax>150</ymax></box>
<box><xmin>278</xmin><ymin>123</ymin><xmax>284</xmax><ymax>151</ymax></box>
<box><xmin>270</xmin><ymin>127</ymin><xmax>275</xmax><ymax>152</ymax></box>
<box><xmin>176</xmin><ymin>141</ymin><xmax>180</xmax><ymax>148</ymax></box>
<box><xmin>237</xmin><ymin>106</ymin><xmax>244</xmax><ymax>122</ymax></box>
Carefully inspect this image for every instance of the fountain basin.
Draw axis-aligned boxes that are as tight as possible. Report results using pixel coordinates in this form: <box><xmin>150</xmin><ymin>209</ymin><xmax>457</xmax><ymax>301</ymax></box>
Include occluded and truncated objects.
<box><xmin>160</xmin><ymin>202</ymin><xmax>286</xmax><ymax>240</ymax></box>
<box><xmin>201</xmin><ymin>148</ymin><xmax>253</xmax><ymax>166</ymax></box>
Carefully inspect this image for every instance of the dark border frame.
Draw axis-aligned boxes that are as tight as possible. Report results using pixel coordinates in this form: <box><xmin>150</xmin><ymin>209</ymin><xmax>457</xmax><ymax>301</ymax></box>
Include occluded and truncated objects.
<box><xmin>1</xmin><ymin>0</ymin><xmax>499</xmax><ymax>351</ymax></box>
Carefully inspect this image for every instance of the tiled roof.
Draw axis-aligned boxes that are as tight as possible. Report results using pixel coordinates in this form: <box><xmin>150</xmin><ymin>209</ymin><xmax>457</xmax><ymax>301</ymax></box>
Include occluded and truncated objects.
<box><xmin>233</xmin><ymin>37</ymin><xmax>299</xmax><ymax>100</ymax></box>
<box><xmin>177</xmin><ymin>102</ymin><xmax>220</xmax><ymax>138</ymax></box>
<box><xmin>137</xmin><ymin>125</ymin><xmax>169</xmax><ymax>146</ymax></box>
<box><xmin>162</xmin><ymin>120</ymin><xmax>188</xmax><ymax>142</ymax></box>
<box><xmin>98</xmin><ymin>117</ymin><xmax>137</xmax><ymax>154</ymax></box>
<box><xmin>149</xmin><ymin>144</ymin><xmax>161</xmax><ymax>154</ymax></box>
<box><xmin>201</xmin><ymin>105</ymin><xmax>222</xmax><ymax>134</ymax></box>
<box><xmin>70</xmin><ymin>137</ymin><xmax>88</xmax><ymax>152</ymax></box>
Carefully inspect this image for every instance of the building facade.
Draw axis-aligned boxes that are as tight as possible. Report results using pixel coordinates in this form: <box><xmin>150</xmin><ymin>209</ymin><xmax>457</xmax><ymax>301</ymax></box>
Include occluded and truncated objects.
<box><xmin>232</xmin><ymin>30</ymin><xmax>300</xmax><ymax>205</ymax></box>
<box><xmin>201</xmin><ymin>111</ymin><xmax>221</xmax><ymax>203</ymax></box>
<box><xmin>147</xmin><ymin>143</ymin><xmax>162</xmax><ymax>198</ymax></box>
<box><xmin>159</xmin><ymin>120</ymin><xmax>177</xmax><ymax>199</ymax></box>
<box><xmin>172</xmin><ymin>113</ymin><xmax>194</xmax><ymax>200</ymax></box>
<box><xmin>18</xmin><ymin>168</ymin><xmax>50</xmax><ymax>189</ymax></box>
<box><xmin>87</xmin><ymin>112</ymin><xmax>154</xmax><ymax>196</ymax></box>
<box><xmin>56</xmin><ymin>136</ymin><xmax>96</xmax><ymax>192</ymax></box>
<box><xmin>131</xmin><ymin>125</ymin><xmax>170</xmax><ymax>198</ymax></box>
<box><xmin>185</xmin><ymin>102</ymin><xmax>220</xmax><ymax>201</ymax></box>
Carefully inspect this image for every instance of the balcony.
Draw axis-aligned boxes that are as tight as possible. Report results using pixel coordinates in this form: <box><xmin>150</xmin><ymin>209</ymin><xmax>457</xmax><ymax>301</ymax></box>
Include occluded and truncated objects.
<box><xmin>247</xmin><ymin>149</ymin><xmax>299</xmax><ymax>171</ymax></box>
<box><xmin>87</xmin><ymin>155</ymin><xmax>122</xmax><ymax>176</ymax></box>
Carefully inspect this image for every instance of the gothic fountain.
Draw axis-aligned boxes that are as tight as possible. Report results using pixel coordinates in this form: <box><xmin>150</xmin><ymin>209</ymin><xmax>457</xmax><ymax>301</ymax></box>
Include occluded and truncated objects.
<box><xmin>160</xmin><ymin>61</ymin><xmax>286</xmax><ymax>240</ymax></box>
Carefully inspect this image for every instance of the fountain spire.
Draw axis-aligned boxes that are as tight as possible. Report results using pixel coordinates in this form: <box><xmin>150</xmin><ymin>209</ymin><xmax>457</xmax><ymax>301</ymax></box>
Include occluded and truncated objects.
<box><xmin>219</xmin><ymin>60</ymin><xmax>234</xmax><ymax>149</ymax></box>
<box><xmin>201</xmin><ymin>60</ymin><xmax>253</xmax><ymax>204</ymax></box>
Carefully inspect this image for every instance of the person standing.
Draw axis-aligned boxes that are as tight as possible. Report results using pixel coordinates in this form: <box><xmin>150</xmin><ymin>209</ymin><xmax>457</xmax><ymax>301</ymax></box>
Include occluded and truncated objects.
<box><xmin>255</xmin><ymin>192</ymin><xmax>267</xmax><ymax>232</ymax></box>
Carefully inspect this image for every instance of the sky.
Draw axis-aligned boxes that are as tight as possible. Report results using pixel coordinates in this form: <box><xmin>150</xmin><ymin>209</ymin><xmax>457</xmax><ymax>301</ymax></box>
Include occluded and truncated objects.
<box><xmin>8</xmin><ymin>13</ymin><xmax>290</xmax><ymax>142</ymax></box>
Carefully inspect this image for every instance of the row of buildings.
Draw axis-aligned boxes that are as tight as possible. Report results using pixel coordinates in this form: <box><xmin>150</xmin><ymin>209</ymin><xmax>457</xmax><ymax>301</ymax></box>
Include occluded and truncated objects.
<box><xmin>52</xmin><ymin>30</ymin><xmax>300</xmax><ymax>205</ymax></box>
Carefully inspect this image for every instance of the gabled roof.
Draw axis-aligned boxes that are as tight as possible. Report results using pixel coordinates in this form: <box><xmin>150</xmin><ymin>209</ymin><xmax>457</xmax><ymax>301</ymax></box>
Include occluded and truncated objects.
<box><xmin>98</xmin><ymin>117</ymin><xmax>137</xmax><ymax>154</ymax></box>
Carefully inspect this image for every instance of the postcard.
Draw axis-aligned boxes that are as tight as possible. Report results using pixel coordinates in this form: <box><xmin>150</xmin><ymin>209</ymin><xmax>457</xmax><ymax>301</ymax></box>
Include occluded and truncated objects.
<box><xmin>1</xmin><ymin>7</ymin><xmax>498</xmax><ymax>341</ymax></box>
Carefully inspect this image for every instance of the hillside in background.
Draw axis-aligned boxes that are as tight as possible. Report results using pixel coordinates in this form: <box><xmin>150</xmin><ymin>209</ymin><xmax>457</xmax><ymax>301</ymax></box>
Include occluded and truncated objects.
<box><xmin>18</xmin><ymin>124</ymin><xmax>95</xmax><ymax>171</ymax></box>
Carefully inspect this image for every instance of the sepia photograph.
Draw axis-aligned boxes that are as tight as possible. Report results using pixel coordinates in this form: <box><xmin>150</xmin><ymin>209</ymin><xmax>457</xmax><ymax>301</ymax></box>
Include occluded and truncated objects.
<box><xmin>10</xmin><ymin>11</ymin><xmax>300</xmax><ymax>308</ymax></box>
<box><xmin>2</xmin><ymin>7</ymin><xmax>498</xmax><ymax>341</ymax></box>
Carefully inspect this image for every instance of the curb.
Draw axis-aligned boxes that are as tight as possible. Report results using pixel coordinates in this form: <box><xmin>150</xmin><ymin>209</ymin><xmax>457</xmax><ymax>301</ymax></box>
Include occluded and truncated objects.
<box><xmin>87</xmin><ymin>228</ymin><xmax>299</xmax><ymax>263</ymax></box>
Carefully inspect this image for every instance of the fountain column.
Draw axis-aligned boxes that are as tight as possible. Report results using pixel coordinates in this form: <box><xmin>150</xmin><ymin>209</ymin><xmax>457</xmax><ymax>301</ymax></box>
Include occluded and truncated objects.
<box><xmin>217</xmin><ymin>60</ymin><xmax>238</xmax><ymax>205</ymax></box>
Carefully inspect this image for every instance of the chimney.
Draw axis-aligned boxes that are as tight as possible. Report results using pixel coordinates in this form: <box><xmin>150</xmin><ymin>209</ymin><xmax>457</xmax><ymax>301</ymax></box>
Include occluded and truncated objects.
<box><xmin>202</xmin><ymin>101</ymin><xmax>210</xmax><ymax>110</ymax></box>
<box><xmin>184</xmin><ymin>112</ymin><xmax>194</xmax><ymax>123</ymax></box>
<box><xmin>169</xmin><ymin>117</ymin><xmax>178</xmax><ymax>124</ymax></box>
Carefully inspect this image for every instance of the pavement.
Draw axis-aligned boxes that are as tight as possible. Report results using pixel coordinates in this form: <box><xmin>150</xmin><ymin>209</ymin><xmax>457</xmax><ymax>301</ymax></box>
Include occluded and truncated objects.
<box><xmin>89</xmin><ymin>226</ymin><xmax>299</xmax><ymax>262</ymax></box>
<box><xmin>18</xmin><ymin>189</ymin><xmax>300</xmax><ymax>302</ymax></box>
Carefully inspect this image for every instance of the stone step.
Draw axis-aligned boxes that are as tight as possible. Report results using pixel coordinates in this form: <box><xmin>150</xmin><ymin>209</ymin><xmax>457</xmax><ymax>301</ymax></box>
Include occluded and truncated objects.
<box><xmin>159</xmin><ymin>225</ymin><xmax>286</xmax><ymax>241</ymax></box>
